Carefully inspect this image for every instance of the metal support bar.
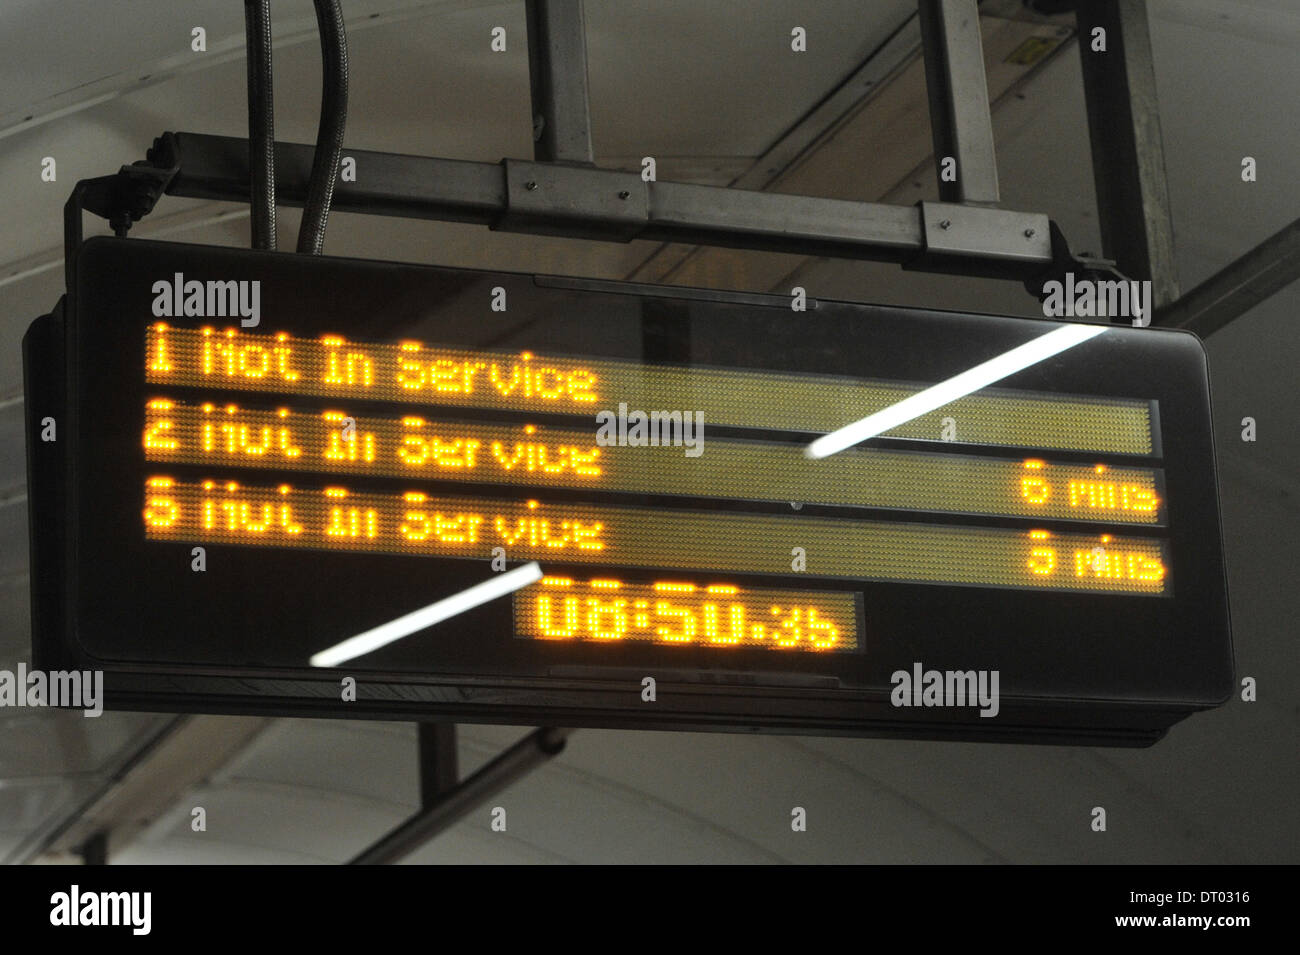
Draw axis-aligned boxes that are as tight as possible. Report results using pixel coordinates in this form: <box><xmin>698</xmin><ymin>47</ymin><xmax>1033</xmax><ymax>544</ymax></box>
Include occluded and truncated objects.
<box><xmin>418</xmin><ymin>722</ymin><xmax>458</xmax><ymax>806</ymax></box>
<box><xmin>80</xmin><ymin>832</ymin><xmax>108</xmax><ymax>866</ymax></box>
<box><xmin>350</xmin><ymin>727</ymin><xmax>570</xmax><ymax>865</ymax></box>
<box><xmin>1154</xmin><ymin>217</ymin><xmax>1300</xmax><ymax>337</ymax></box>
<box><xmin>917</xmin><ymin>0</ymin><xmax>1000</xmax><ymax>204</ymax></box>
<box><xmin>153</xmin><ymin>133</ymin><xmax>503</xmax><ymax>223</ymax></box>
<box><xmin>152</xmin><ymin>132</ymin><xmax>1058</xmax><ymax>280</ymax></box>
<box><xmin>64</xmin><ymin>181</ymin><xmax>95</xmax><ymax>294</ymax></box>
<box><xmin>646</xmin><ymin>180</ymin><xmax>920</xmax><ymax>254</ymax></box>
<box><xmin>1076</xmin><ymin>0</ymin><xmax>1179</xmax><ymax>307</ymax></box>
<box><xmin>525</xmin><ymin>0</ymin><xmax>595</xmax><ymax>164</ymax></box>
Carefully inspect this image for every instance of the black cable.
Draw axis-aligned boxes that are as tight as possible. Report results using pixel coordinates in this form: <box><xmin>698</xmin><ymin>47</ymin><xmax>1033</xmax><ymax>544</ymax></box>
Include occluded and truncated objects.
<box><xmin>298</xmin><ymin>0</ymin><xmax>349</xmax><ymax>255</ymax></box>
<box><xmin>244</xmin><ymin>0</ymin><xmax>277</xmax><ymax>250</ymax></box>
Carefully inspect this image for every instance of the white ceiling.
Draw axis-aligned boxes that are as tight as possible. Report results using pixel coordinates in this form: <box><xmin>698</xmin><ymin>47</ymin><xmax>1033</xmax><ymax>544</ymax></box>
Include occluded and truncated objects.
<box><xmin>0</xmin><ymin>0</ymin><xmax>1296</xmax><ymax>864</ymax></box>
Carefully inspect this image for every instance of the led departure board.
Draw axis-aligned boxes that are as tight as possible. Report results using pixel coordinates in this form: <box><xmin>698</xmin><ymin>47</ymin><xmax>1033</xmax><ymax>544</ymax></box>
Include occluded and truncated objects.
<box><xmin>26</xmin><ymin>238</ymin><xmax>1233</xmax><ymax>745</ymax></box>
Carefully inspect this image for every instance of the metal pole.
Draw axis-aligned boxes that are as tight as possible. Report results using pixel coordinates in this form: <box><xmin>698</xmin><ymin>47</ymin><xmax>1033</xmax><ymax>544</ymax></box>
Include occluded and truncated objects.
<box><xmin>350</xmin><ymin>727</ymin><xmax>571</xmax><ymax>864</ymax></box>
<box><xmin>917</xmin><ymin>0</ymin><xmax>1000</xmax><ymax>204</ymax></box>
<box><xmin>525</xmin><ymin>0</ymin><xmax>595</xmax><ymax>164</ymax></box>
<box><xmin>81</xmin><ymin>831</ymin><xmax>108</xmax><ymax>865</ymax></box>
<box><xmin>1076</xmin><ymin>0</ymin><xmax>1179</xmax><ymax>307</ymax></box>
<box><xmin>243</xmin><ymin>0</ymin><xmax>277</xmax><ymax>251</ymax></box>
<box><xmin>418</xmin><ymin>722</ymin><xmax>458</xmax><ymax>806</ymax></box>
<box><xmin>1155</xmin><ymin>216</ymin><xmax>1300</xmax><ymax>337</ymax></box>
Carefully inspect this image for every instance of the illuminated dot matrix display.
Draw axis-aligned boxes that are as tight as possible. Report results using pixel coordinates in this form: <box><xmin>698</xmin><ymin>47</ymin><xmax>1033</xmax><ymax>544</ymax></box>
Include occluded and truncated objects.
<box><xmin>514</xmin><ymin>576</ymin><xmax>863</xmax><ymax>652</ymax></box>
<box><xmin>142</xmin><ymin>398</ymin><xmax>1165</xmax><ymax>524</ymax></box>
<box><xmin>146</xmin><ymin>324</ymin><xmax>1156</xmax><ymax>454</ymax></box>
<box><xmin>143</xmin><ymin>477</ymin><xmax>1169</xmax><ymax>595</ymax></box>
<box><xmin>139</xmin><ymin>320</ymin><xmax>1174</xmax><ymax>647</ymax></box>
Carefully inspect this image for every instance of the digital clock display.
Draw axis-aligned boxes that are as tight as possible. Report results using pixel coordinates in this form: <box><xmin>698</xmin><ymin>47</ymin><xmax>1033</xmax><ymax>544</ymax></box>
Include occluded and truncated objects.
<box><xmin>514</xmin><ymin>577</ymin><xmax>862</xmax><ymax>653</ymax></box>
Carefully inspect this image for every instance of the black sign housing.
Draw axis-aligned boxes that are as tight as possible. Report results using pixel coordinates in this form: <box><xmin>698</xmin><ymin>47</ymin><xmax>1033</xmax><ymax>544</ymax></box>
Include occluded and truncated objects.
<box><xmin>25</xmin><ymin>238</ymin><xmax>1233</xmax><ymax>744</ymax></box>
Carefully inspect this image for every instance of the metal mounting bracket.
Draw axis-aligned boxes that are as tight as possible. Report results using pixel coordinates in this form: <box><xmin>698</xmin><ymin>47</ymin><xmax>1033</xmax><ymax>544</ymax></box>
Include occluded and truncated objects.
<box><xmin>497</xmin><ymin>158</ymin><xmax>647</xmax><ymax>241</ymax></box>
<box><xmin>918</xmin><ymin>201</ymin><xmax>1051</xmax><ymax>266</ymax></box>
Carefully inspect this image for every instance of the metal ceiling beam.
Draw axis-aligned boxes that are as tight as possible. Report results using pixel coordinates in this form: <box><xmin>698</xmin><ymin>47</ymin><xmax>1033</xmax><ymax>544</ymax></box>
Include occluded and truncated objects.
<box><xmin>734</xmin><ymin>11</ymin><xmax>925</xmax><ymax>193</ymax></box>
<box><xmin>625</xmin><ymin>8</ymin><xmax>928</xmax><ymax>286</ymax></box>
<box><xmin>1076</xmin><ymin>0</ymin><xmax>1179</xmax><ymax>307</ymax></box>
<box><xmin>29</xmin><ymin>715</ymin><xmax>272</xmax><ymax>863</ymax></box>
<box><xmin>631</xmin><ymin>12</ymin><xmax>1080</xmax><ymax>293</ymax></box>
<box><xmin>1154</xmin><ymin>216</ymin><xmax>1300</xmax><ymax>337</ymax></box>
<box><xmin>918</xmin><ymin>0</ymin><xmax>1000</xmax><ymax>204</ymax></box>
